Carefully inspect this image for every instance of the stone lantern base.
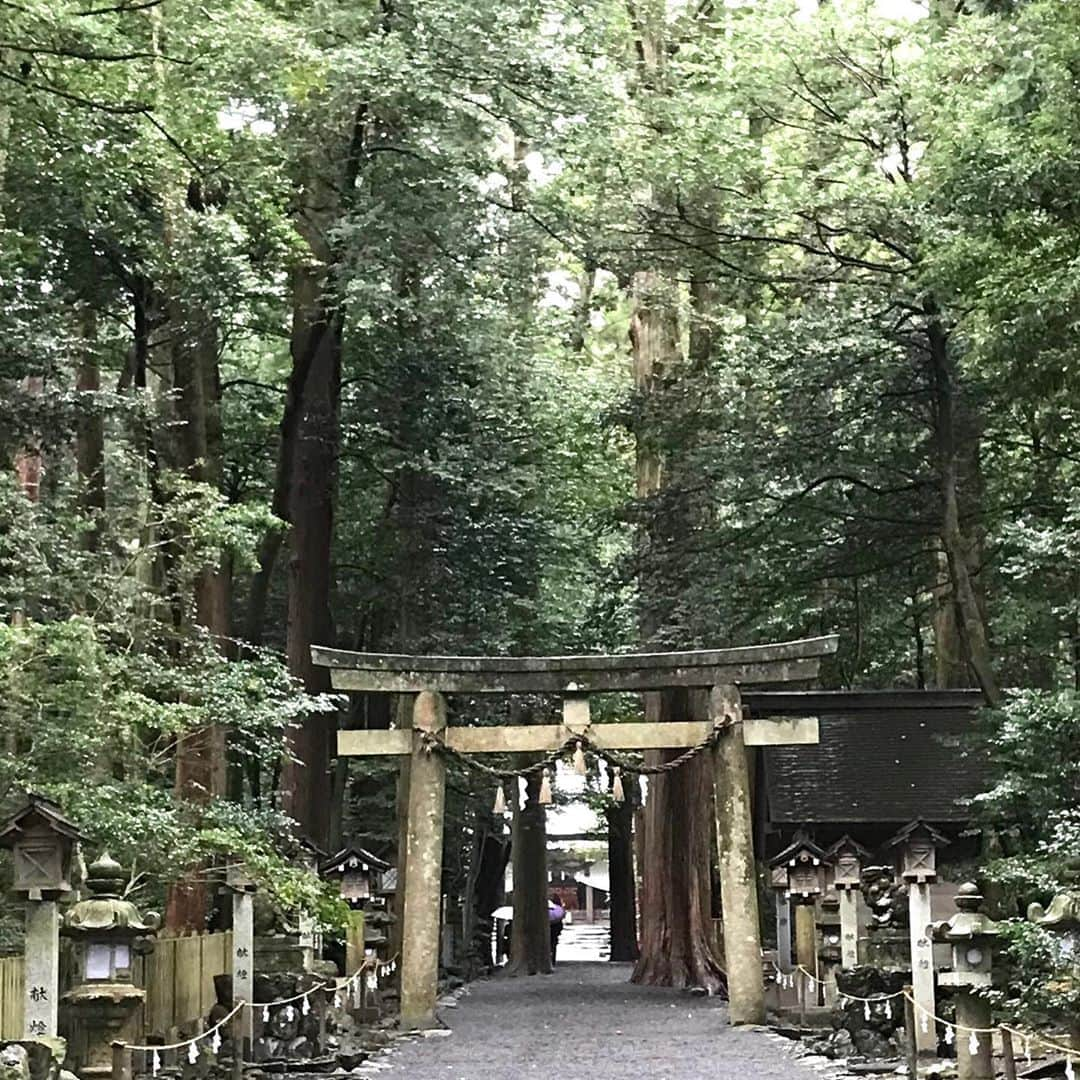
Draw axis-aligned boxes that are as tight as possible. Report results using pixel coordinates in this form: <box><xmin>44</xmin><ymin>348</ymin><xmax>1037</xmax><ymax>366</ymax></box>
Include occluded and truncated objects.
<box><xmin>61</xmin><ymin>984</ymin><xmax>144</xmax><ymax>1078</ymax></box>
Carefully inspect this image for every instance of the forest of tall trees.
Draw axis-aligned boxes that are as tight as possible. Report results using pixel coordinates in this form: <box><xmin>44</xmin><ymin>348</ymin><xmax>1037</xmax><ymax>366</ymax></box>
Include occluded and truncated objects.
<box><xmin>2</xmin><ymin>0</ymin><xmax>1080</xmax><ymax>990</ymax></box>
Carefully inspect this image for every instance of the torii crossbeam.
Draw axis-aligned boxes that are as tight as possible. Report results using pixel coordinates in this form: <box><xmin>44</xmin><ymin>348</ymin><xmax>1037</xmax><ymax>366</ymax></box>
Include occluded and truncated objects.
<box><xmin>313</xmin><ymin>635</ymin><xmax>838</xmax><ymax>1028</ymax></box>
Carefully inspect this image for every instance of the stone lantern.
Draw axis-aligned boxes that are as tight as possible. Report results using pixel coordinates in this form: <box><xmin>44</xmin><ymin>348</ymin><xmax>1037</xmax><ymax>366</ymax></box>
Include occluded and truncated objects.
<box><xmin>827</xmin><ymin>836</ymin><xmax>871</xmax><ymax>970</ymax></box>
<box><xmin>934</xmin><ymin>883</ymin><xmax>999</xmax><ymax>1080</ymax></box>
<box><xmin>1027</xmin><ymin>856</ymin><xmax>1080</xmax><ymax>1050</ymax></box>
<box><xmin>61</xmin><ymin>853</ymin><xmax>159</xmax><ymax>1077</ymax></box>
<box><xmin>0</xmin><ymin>793</ymin><xmax>84</xmax><ymax>1039</ymax></box>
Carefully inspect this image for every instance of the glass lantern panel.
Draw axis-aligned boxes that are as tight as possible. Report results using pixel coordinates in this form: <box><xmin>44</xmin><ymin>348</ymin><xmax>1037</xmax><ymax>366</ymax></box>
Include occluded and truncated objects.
<box><xmin>86</xmin><ymin>944</ymin><xmax>112</xmax><ymax>980</ymax></box>
<box><xmin>113</xmin><ymin>943</ymin><xmax>131</xmax><ymax>972</ymax></box>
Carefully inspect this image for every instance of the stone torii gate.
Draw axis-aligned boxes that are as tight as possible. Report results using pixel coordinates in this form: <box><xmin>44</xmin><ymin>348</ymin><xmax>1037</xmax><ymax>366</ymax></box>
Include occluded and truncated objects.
<box><xmin>312</xmin><ymin>634</ymin><xmax>838</xmax><ymax>1029</ymax></box>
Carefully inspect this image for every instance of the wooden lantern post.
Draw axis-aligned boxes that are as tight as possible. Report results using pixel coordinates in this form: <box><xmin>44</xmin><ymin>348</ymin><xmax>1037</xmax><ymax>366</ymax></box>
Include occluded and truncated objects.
<box><xmin>226</xmin><ymin>861</ymin><xmax>257</xmax><ymax>1049</ymax></box>
<box><xmin>827</xmin><ymin>835</ymin><xmax>872</xmax><ymax>970</ymax></box>
<box><xmin>0</xmin><ymin>794</ymin><xmax>83</xmax><ymax>1040</ymax></box>
<box><xmin>888</xmin><ymin>819</ymin><xmax>949</xmax><ymax>1057</ymax></box>
<box><xmin>769</xmin><ymin>833</ymin><xmax>829</xmax><ymax>1004</ymax></box>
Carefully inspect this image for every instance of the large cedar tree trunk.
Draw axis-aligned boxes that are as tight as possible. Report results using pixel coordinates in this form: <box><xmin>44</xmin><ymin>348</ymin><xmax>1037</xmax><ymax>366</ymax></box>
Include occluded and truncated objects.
<box><xmin>279</xmin><ymin>262</ymin><xmax>342</xmax><ymax>850</ymax></box>
<box><xmin>606</xmin><ymin>794</ymin><xmax>639</xmax><ymax>961</ymax></box>
<box><xmin>629</xmin><ymin>271</ymin><xmax>724</xmax><ymax>989</ymax></box>
<box><xmin>632</xmin><ymin>691</ymin><xmax>724</xmax><ymax>989</ymax></box>
<box><xmin>925</xmin><ymin>305</ymin><xmax>999</xmax><ymax>704</ymax></box>
<box><xmin>164</xmin><ymin>293</ymin><xmax>231</xmax><ymax>931</ymax></box>
<box><xmin>509</xmin><ymin>768</ymin><xmax>551</xmax><ymax>975</ymax></box>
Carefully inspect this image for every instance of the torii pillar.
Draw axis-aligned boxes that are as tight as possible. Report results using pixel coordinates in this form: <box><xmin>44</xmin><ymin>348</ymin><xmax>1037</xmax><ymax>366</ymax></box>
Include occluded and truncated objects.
<box><xmin>713</xmin><ymin>684</ymin><xmax>766</xmax><ymax>1025</ymax></box>
<box><xmin>399</xmin><ymin>691</ymin><xmax>448</xmax><ymax>1028</ymax></box>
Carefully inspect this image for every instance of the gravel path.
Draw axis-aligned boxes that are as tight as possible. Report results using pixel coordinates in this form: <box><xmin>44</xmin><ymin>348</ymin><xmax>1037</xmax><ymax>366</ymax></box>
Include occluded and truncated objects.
<box><xmin>364</xmin><ymin>962</ymin><xmax>827</xmax><ymax>1079</ymax></box>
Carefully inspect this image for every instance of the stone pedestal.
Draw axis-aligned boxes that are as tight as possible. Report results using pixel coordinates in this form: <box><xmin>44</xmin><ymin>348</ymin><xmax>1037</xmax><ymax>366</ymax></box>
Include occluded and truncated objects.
<box><xmin>62</xmin><ymin>985</ymin><xmax>143</xmax><ymax>1077</ymax></box>
<box><xmin>954</xmin><ymin>991</ymin><xmax>993</xmax><ymax>1080</ymax></box>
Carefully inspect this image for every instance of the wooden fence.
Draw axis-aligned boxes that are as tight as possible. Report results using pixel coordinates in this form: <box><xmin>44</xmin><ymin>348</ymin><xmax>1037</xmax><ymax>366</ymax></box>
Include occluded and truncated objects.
<box><xmin>1</xmin><ymin>955</ymin><xmax>24</xmax><ymax>1040</ymax></box>
<box><xmin>0</xmin><ymin>932</ymin><xmax>232</xmax><ymax>1043</ymax></box>
<box><xmin>140</xmin><ymin>931</ymin><xmax>233</xmax><ymax>1037</ymax></box>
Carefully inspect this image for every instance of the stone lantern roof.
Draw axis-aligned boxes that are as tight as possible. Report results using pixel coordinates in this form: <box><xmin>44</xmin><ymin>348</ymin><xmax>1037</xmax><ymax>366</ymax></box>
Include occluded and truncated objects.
<box><xmin>937</xmin><ymin>882</ymin><xmax>999</xmax><ymax>942</ymax></box>
<box><xmin>62</xmin><ymin>853</ymin><xmax>160</xmax><ymax>938</ymax></box>
<box><xmin>1027</xmin><ymin>857</ymin><xmax>1080</xmax><ymax>932</ymax></box>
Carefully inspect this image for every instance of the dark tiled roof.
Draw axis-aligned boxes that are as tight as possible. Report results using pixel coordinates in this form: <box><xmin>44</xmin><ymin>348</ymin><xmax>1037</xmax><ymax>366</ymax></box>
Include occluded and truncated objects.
<box><xmin>763</xmin><ymin>705</ymin><xmax>984</xmax><ymax>825</ymax></box>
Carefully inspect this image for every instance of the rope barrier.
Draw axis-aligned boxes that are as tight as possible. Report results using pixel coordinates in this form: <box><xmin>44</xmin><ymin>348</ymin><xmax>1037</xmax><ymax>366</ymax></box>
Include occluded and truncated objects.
<box><xmin>778</xmin><ymin>962</ymin><xmax>1077</xmax><ymax>1066</ymax></box>
<box><xmin>121</xmin><ymin>951</ymin><xmax>401</xmax><ymax>1068</ymax></box>
<box><xmin>125</xmin><ymin>1003</ymin><xmax>244</xmax><ymax>1053</ymax></box>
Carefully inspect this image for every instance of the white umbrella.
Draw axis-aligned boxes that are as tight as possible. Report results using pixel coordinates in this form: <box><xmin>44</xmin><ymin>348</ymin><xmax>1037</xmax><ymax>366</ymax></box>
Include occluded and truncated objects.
<box><xmin>490</xmin><ymin>901</ymin><xmax>560</xmax><ymax>920</ymax></box>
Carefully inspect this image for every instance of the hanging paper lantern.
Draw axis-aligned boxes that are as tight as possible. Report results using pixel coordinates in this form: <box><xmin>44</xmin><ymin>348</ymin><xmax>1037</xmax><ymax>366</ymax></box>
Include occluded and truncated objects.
<box><xmin>538</xmin><ymin>768</ymin><xmax>553</xmax><ymax>805</ymax></box>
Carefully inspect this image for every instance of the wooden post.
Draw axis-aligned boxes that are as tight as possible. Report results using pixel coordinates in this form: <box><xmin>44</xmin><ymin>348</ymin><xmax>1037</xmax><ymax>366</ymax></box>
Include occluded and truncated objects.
<box><xmin>232</xmin><ymin>889</ymin><xmax>254</xmax><ymax>1047</ymax></box>
<box><xmin>585</xmin><ymin>884</ymin><xmax>594</xmax><ymax>924</ymax></box>
<box><xmin>1000</xmin><ymin>1029</ymin><xmax>1017</xmax><ymax>1080</ymax></box>
<box><xmin>838</xmin><ymin>888</ymin><xmax>859</xmax><ymax>970</ymax></box>
<box><xmin>345</xmin><ymin>909</ymin><xmax>365</xmax><ymax>975</ymax></box>
<box><xmin>775</xmin><ymin>891</ymin><xmax>792</xmax><ymax>972</ymax></box>
<box><xmin>794</xmin><ymin>904</ymin><xmax>816</xmax><ymax>987</ymax></box>
<box><xmin>903</xmin><ymin>986</ymin><xmax>919</xmax><ymax>1080</ymax></box>
<box><xmin>908</xmin><ymin>883</ymin><xmax>937</xmax><ymax>1056</ymax></box>
<box><xmin>711</xmin><ymin>684</ymin><xmax>765</xmax><ymax>1026</ymax></box>
<box><xmin>399</xmin><ymin>691</ymin><xmax>448</xmax><ymax>1029</ymax></box>
<box><xmin>111</xmin><ymin>1042</ymin><xmax>132</xmax><ymax>1080</ymax></box>
<box><xmin>23</xmin><ymin>899</ymin><xmax>59</xmax><ymax>1038</ymax></box>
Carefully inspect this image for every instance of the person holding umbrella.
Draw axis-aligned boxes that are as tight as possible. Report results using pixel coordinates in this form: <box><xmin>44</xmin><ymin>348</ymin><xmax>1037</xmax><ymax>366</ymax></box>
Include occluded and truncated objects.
<box><xmin>548</xmin><ymin>894</ymin><xmax>566</xmax><ymax>965</ymax></box>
